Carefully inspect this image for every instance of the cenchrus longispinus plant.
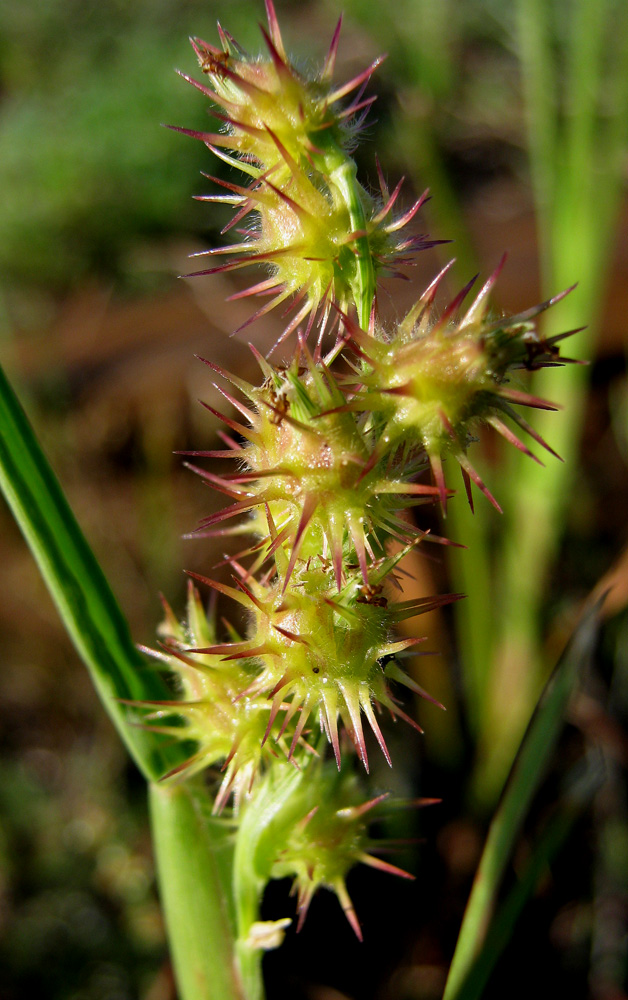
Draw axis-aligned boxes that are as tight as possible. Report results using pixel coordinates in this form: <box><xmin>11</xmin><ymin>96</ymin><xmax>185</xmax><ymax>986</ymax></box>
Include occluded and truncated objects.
<box><xmin>131</xmin><ymin>0</ymin><xmax>578</xmax><ymax>992</ymax></box>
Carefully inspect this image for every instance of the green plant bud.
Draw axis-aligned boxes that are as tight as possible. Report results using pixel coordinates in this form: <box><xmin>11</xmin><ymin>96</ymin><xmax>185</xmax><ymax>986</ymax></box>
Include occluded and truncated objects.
<box><xmin>257</xmin><ymin>762</ymin><xmax>414</xmax><ymax>939</ymax></box>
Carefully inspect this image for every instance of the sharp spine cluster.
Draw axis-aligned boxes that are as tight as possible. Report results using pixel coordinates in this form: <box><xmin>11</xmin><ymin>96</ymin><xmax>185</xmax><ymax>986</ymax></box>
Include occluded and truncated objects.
<box><xmin>140</xmin><ymin>1</ymin><xmax>576</xmax><ymax>938</ymax></box>
<box><xmin>171</xmin><ymin>0</ymin><xmax>441</xmax><ymax>343</ymax></box>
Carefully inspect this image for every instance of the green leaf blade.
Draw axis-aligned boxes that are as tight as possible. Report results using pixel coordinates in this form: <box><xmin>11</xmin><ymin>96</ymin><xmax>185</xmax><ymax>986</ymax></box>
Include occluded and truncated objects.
<box><xmin>443</xmin><ymin>597</ymin><xmax>602</xmax><ymax>1000</ymax></box>
<box><xmin>0</xmin><ymin>363</ymin><xmax>185</xmax><ymax>781</ymax></box>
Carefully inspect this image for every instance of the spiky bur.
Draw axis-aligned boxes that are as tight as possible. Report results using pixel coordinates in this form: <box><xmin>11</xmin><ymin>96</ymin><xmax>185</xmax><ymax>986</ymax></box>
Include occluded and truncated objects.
<box><xmin>137</xmin><ymin>582</ymin><xmax>282</xmax><ymax>812</ymax></box>
<box><xmin>171</xmin><ymin>0</ymin><xmax>439</xmax><ymax>342</ymax></box>
<box><xmin>246</xmin><ymin>761</ymin><xmax>427</xmax><ymax>940</ymax></box>
<box><xmin>188</xmin><ymin>554</ymin><xmax>455</xmax><ymax>775</ymax></box>
<box><xmin>139</xmin><ymin>289</ymin><xmax>466</xmax><ymax>810</ymax></box>
<box><xmin>134</xmin><ymin>560</ymin><xmax>452</xmax><ymax>811</ymax></box>
<box><xmin>338</xmin><ymin>256</ymin><xmax>581</xmax><ymax>511</ymax></box>
<box><xmin>147</xmin><ymin>1</ymin><xmax>579</xmax><ymax>959</ymax></box>
<box><xmin>188</xmin><ymin>346</ymin><xmax>445</xmax><ymax>591</ymax></box>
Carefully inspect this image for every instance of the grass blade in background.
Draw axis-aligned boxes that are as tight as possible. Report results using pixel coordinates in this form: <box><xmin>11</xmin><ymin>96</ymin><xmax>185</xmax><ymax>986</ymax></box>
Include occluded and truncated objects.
<box><xmin>451</xmin><ymin>752</ymin><xmax>603</xmax><ymax>1000</ymax></box>
<box><xmin>442</xmin><ymin>595</ymin><xmax>602</xmax><ymax>1000</ymax></box>
<box><xmin>475</xmin><ymin>0</ymin><xmax>628</xmax><ymax>802</ymax></box>
<box><xmin>0</xmin><ymin>363</ymin><xmax>186</xmax><ymax>782</ymax></box>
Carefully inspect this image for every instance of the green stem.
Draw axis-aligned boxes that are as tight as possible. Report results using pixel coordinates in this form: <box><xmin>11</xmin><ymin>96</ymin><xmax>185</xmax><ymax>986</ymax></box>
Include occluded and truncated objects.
<box><xmin>232</xmin><ymin>763</ymin><xmax>304</xmax><ymax>999</ymax></box>
<box><xmin>329</xmin><ymin>156</ymin><xmax>376</xmax><ymax>330</ymax></box>
<box><xmin>150</xmin><ymin>781</ymin><xmax>246</xmax><ymax>1000</ymax></box>
<box><xmin>311</xmin><ymin>133</ymin><xmax>376</xmax><ymax>330</ymax></box>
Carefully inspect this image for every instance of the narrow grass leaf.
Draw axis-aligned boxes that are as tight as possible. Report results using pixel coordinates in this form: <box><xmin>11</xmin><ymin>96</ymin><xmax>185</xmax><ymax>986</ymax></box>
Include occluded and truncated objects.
<box><xmin>442</xmin><ymin>596</ymin><xmax>602</xmax><ymax>1000</ymax></box>
<box><xmin>0</xmin><ymin>365</ymin><xmax>186</xmax><ymax>781</ymax></box>
<box><xmin>452</xmin><ymin>753</ymin><xmax>603</xmax><ymax>1000</ymax></box>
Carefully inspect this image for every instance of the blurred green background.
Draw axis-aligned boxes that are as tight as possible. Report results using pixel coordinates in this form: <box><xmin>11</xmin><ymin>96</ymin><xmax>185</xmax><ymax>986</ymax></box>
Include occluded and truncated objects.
<box><xmin>1</xmin><ymin>1</ymin><xmax>627</xmax><ymax>998</ymax></box>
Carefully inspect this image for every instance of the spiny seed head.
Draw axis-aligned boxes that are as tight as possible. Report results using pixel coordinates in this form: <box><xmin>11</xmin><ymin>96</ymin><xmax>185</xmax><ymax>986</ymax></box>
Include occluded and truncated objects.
<box><xmin>192</xmin><ymin>352</ymin><xmax>440</xmax><ymax>588</ymax></box>
<box><xmin>187</xmin><ymin>169</ymin><xmax>435</xmax><ymax>351</ymax></box>
<box><xmin>266</xmin><ymin>763</ymin><xmax>414</xmax><ymax>938</ymax></box>
<box><xmin>344</xmin><ymin>257</ymin><xmax>577</xmax><ymax>510</ymax></box>
<box><xmin>190</xmin><ymin>556</ymin><xmax>452</xmax><ymax>773</ymax></box>
<box><xmin>175</xmin><ymin>2</ymin><xmax>437</xmax><ymax>344</ymax></box>
<box><xmin>139</xmin><ymin>583</ymin><xmax>282</xmax><ymax>812</ymax></box>
<box><xmin>185</xmin><ymin>2</ymin><xmax>374</xmax><ymax>178</ymax></box>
